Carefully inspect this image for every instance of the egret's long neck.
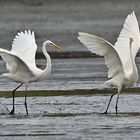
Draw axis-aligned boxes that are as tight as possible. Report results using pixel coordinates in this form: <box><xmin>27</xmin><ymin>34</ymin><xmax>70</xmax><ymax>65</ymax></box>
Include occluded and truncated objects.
<box><xmin>41</xmin><ymin>42</ymin><xmax>51</xmax><ymax>79</ymax></box>
<box><xmin>129</xmin><ymin>40</ymin><xmax>136</xmax><ymax>70</ymax></box>
<box><xmin>129</xmin><ymin>39</ymin><xmax>138</xmax><ymax>82</ymax></box>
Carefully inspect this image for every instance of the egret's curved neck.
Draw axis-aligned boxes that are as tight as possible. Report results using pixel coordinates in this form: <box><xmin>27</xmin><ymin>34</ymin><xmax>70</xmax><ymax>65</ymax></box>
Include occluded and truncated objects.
<box><xmin>129</xmin><ymin>40</ymin><xmax>137</xmax><ymax>70</ymax></box>
<box><xmin>129</xmin><ymin>39</ymin><xmax>138</xmax><ymax>81</ymax></box>
<box><xmin>42</xmin><ymin>42</ymin><xmax>51</xmax><ymax>78</ymax></box>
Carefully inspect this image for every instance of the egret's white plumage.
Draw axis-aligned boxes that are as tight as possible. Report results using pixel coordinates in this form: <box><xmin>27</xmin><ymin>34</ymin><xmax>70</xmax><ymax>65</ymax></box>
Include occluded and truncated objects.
<box><xmin>0</xmin><ymin>30</ymin><xmax>63</xmax><ymax>115</ymax></box>
<box><xmin>78</xmin><ymin>11</ymin><xmax>140</xmax><ymax>115</ymax></box>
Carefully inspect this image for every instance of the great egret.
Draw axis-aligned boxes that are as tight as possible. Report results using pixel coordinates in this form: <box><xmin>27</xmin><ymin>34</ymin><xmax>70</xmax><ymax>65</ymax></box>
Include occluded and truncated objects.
<box><xmin>0</xmin><ymin>30</ymin><xmax>63</xmax><ymax>115</ymax></box>
<box><xmin>78</xmin><ymin>11</ymin><xmax>140</xmax><ymax>115</ymax></box>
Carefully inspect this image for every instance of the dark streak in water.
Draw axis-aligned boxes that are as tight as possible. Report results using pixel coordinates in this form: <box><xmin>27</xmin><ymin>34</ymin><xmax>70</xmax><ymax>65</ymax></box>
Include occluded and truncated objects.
<box><xmin>99</xmin><ymin>112</ymin><xmax>140</xmax><ymax>118</ymax></box>
<box><xmin>43</xmin><ymin>112</ymin><xmax>96</xmax><ymax>117</ymax></box>
<box><xmin>0</xmin><ymin>87</ymin><xmax>140</xmax><ymax>98</ymax></box>
<box><xmin>0</xmin><ymin>133</ymin><xmax>66</xmax><ymax>137</ymax></box>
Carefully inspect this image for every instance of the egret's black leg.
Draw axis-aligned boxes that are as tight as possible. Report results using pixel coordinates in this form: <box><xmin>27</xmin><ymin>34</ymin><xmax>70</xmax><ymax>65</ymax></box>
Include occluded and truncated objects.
<box><xmin>10</xmin><ymin>83</ymin><xmax>23</xmax><ymax>115</ymax></box>
<box><xmin>103</xmin><ymin>93</ymin><xmax>116</xmax><ymax>114</ymax></box>
<box><xmin>115</xmin><ymin>94</ymin><xmax>120</xmax><ymax>116</ymax></box>
<box><xmin>24</xmin><ymin>85</ymin><xmax>28</xmax><ymax>115</ymax></box>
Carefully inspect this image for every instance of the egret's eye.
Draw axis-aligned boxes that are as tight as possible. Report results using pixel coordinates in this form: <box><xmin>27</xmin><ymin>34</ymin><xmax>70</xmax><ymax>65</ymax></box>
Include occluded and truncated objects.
<box><xmin>50</xmin><ymin>43</ymin><xmax>53</xmax><ymax>45</ymax></box>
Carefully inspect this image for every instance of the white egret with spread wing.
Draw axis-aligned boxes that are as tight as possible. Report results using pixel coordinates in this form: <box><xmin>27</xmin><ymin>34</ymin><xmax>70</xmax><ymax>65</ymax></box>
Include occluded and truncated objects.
<box><xmin>0</xmin><ymin>30</ymin><xmax>63</xmax><ymax>115</ymax></box>
<box><xmin>78</xmin><ymin>11</ymin><xmax>140</xmax><ymax>115</ymax></box>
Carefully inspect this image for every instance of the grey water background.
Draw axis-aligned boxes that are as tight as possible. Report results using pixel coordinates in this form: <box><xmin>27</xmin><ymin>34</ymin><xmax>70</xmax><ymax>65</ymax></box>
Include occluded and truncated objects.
<box><xmin>0</xmin><ymin>0</ymin><xmax>140</xmax><ymax>139</ymax></box>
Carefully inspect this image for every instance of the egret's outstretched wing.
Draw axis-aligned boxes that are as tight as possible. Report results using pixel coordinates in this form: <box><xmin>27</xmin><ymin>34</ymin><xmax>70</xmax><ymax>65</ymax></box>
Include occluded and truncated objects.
<box><xmin>0</xmin><ymin>48</ymin><xmax>34</xmax><ymax>76</ymax></box>
<box><xmin>12</xmin><ymin>30</ymin><xmax>37</xmax><ymax>67</ymax></box>
<box><xmin>114</xmin><ymin>11</ymin><xmax>140</xmax><ymax>67</ymax></box>
<box><xmin>78</xmin><ymin>32</ymin><xmax>123</xmax><ymax>78</ymax></box>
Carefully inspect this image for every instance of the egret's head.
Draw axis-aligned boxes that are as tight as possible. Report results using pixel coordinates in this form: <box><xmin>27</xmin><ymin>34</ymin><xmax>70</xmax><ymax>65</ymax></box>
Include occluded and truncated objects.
<box><xmin>129</xmin><ymin>37</ymin><xmax>134</xmax><ymax>49</ymax></box>
<box><xmin>43</xmin><ymin>40</ymin><xmax>63</xmax><ymax>51</ymax></box>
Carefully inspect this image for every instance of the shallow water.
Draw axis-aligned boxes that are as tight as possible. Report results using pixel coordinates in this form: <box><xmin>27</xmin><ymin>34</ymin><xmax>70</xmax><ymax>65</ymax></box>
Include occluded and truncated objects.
<box><xmin>0</xmin><ymin>57</ymin><xmax>140</xmax><ymax>139</ymax></box>
<box><xmin>0</xmin><ymin>94</ymin><xmax>140</xmax><ymax>139</ymax></box>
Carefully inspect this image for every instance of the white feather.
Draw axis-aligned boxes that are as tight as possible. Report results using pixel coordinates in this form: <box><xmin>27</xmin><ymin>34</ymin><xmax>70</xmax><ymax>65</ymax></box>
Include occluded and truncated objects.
<box><xmin>0</xmin><ymin>48</ymin><xmax>34</xmax><ymax>82</ymax></box>
<box><xmin>78</xmin><ymin>32</ymin><xmax>123</xmax><ymax>79</ymax></box>
<box><xmin>12</xmin><ymin>30</ymin><xmax>37</xmax><ymax>68</ymax></box>
<box><xmin>114</xmin><ymin>11</ymin><xmax>140</xmax><ymax>73</ymax></box>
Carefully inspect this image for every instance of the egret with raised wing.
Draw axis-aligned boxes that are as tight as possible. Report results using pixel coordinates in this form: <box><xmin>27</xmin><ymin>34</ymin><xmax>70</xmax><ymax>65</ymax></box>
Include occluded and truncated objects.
<box><xmin>78</xmin><ymin>11</ymin><xmax>140</xmax><ymax>115</ymax></box>
<box><xmin>0</xmin><ymin>30</ymin><xmax>63</xmax><ymax>115</ymax></box>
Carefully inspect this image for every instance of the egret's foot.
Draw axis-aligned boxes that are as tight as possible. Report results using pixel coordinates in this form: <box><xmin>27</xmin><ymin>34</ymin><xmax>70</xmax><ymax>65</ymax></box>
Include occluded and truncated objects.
<box><xmin>100</xmin><ymin>111</ymin><xmax>108</xmax><ymax>114</ymax></box>
<box><xmin>25</xmin><ymin>108</ymin><xmax>28</xmax><ymax>115</ymax></box>
<box><xmin>9</xmin><ymin>109</ymin><xmax>14</xmax><ymax>115</ymax></box>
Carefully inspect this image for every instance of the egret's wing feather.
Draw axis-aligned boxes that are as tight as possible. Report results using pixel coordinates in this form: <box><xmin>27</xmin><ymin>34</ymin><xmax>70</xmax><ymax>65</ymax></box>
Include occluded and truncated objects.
<box><xmin>12</xmin><ymin>30</ymin><xmax>37</xmax><ymax>67</ymax></box>
<box><xmin>114</xmin><ymin>11</ymin><xmax>140</xmax><ymax>72</ymax></box>
<box><xmin>0</xmin><ymin>48</ymin><xmax>34</xmax><ymax>75</ymax></box>
<box><xmin>78</xmin><ymin>32</ymin><xmax>123</xmax><ymax>78</ymax></box>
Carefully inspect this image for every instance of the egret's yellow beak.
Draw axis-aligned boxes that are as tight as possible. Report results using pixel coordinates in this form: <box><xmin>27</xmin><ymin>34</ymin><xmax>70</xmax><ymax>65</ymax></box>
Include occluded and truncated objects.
<box><xmin>52</xmin><ymin>43</ymin><xmax>63</xmax><ymax>51</ymax></box>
